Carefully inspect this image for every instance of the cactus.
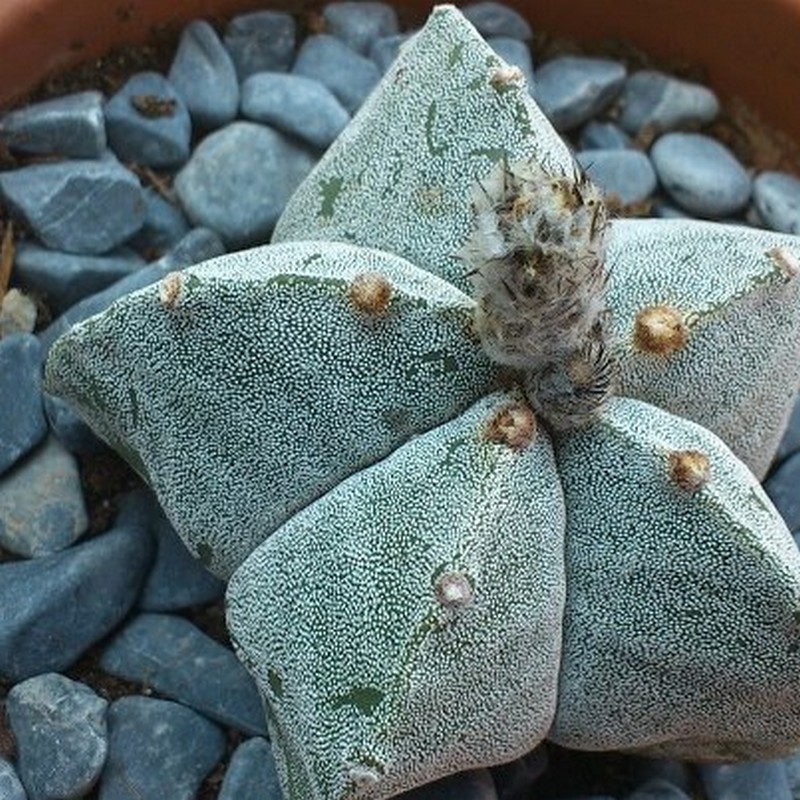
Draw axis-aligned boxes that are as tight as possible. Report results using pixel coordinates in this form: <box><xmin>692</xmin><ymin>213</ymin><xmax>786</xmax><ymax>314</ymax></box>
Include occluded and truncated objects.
<box><xmin>43</xmin><ymin>5</ymin><xmax>800</xmax><ymax>800</ymax></box>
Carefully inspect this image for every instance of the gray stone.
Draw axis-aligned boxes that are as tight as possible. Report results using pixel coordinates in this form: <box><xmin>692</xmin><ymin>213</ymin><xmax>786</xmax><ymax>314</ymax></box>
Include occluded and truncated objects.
<box><xmin>765</xmin><ymin>450</ymin><xmax>800</xmax><ymax>534</ymax></box>
<box><xmin>13</xmin><ymin>242</ymin><xmax>144</xmax><ymax>314</ymax></box>
<box><xmin>0</xmin><ymin>757</ymin><xmax>26</xmax><ymax>800</ymax></box>
<box><xmin>488</xmin><ymin>36</ymin><xmax>535</xmax><ymax>92</ymax></box>
<box><xmin>240</xmin><ymin>72</ymin><xmax>350</xmax><ymax>149</ymax></box>
<box><xmin>322</xmin><ymin>1</ymin><xmax>400</xmax><ymax>54</ymax></box>
<box><xmin>753</xmin><ymin>171</ymin><xmax>800</xmax><ymax>234</ymax></box>
<box><xmin>0</xmin><ymin>494</ymin><xmax>154</xmax><ymax>682</ymax></box>
<box><xmin>650</xmin><ymin>132</ymin><xmax>752</xmax><ymax>218</ymax></box>
<box><xmin>576</xmin><ymin>149</ymin><xmax>657</xmax><ymax>205</ymax></box>
<box><xmin>137</xmin><ymin>492</ymin><xmax>225</xmax><ymax>611</ymax></box>
<box><xmin>104</xmin><ymin>71</ymin><xmax>192</xmax><ymax>168</ymax></box>
<box><xmin>0</xmin><ymin>159</ymin><xmax>145</xmax><ymax>255</ymax></box>
<box><xmin>0</xmin><ymin>435</ymin><xmax>88</xmax><ymax>557</ymax></box>
<box><xmin>651</xmin><ymin>198</ymin><xmax>692</xmax><ymax>219</ymax></box>
<box><xmin>784</xmin><ymin>749</ymin><xmax>800</xmax><ymax>799</ymax></box>
<box><xmin>168</xmin><ymin>20</ymin><xmax>239</xmax><ymax>129</ymax></box>
<box><xmin>625</xmin><ymin>778</ymin><xmax>692</xmax><ymax>800</ymax></box>
<box><xmin>7</xmin><ymin>672</ymin><xmax>108</xmax><ymax>800</ymax></box>
<box><xmin>369</xmin><ymin>32</ymin><xmax>413</xmax><ymax>72</ymax></box>
<box><xmin>699</xmin><ymin>760</ymin><xmax>792</xmax><ymax>800</ymax></box>
<box><xmin>292</xmin><ymin>34</ymin><xmax>381</xmax><ymax>114</ymax></box>
<box><xmin>99</xmin><ymin>695</ymin><xmax>225</xmax><ymax>800</ymax></box>
<box><xmin>100</xmin><ymin>612</ymin><xmax>267</xmax><ymax>736</ymax></box>
<box><xmin>578</xmin><ymin>120</ymin><xmax>631</xmax><ymax>150</ymax></box>
<box><xmin>218</xmin><ymin>737</ymin><xmax>282</xmax><ymax>800</ymax></box>
<box><xmin>395</xmin><ymin>768</ymin><xmax>498</xmax><ymax>799</ymax></box>
<box><xmin>774</xmin><ymin>393</ymin><xmax>800</xmax><ymax>468</ymax></box>
<box><xmin>224</xmin><ymin>10</ymin><xmax>296</xmax><ymax>80</ymax></box>
<box><xmin>618</xmin><ymin>70</ymin><xmax>720</xmax><ymax>135</ymax></box>
<box><xmin>0</xmin><ymin>333</ymin><xmax>46</xmax><ymax>476</ymax></box>
<box><xmin>0</xmin><ymin>90</ymin><xmax>106</xmax><ymax>158</ymax></box>
<box><xmin>461</xmin><ymin>1</ymin><xmax>532</xmax><ymax>39</ymax></box>
<box><xmin>129</xmin><ymin>187</ymin><xmax>191</xmax><ymax>256</ymax></box>
<box><xmin>39</xmin><ymin>226</ymin><xmax>226</xmax><ymax>354</ymax></box>
<box><xmin>533</xmin><ymin>56</ymin><xmax>626</xmax><ymax>131</ymax></box>
<box><xmin>174</xmin><ymin>121</ymin><xmax>315</xmax><ymax>247</ymax></box>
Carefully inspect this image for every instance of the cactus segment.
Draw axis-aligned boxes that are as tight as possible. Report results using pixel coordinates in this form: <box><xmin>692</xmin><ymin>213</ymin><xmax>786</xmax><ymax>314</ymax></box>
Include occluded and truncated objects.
<box><xmin>272</xmin><ymin>5</ymin><xmax>574</xmax><ymax>291</ymax></box>
<box><xmin>606</xmin><ymin>218</ymin><xmax>800</xmax><ymax>478</ymax></box>
<box><xmin>226</xmin><ymin>391</ymin><xmax>566</xmax><ymax>800</ymax></box>
<box><xmin>44</xmin><ymin>241</ymin><xmax>499</xmax><ymax>577</ymax></box>
<box><xmin>550</xmin><ymin>396</ymin><xmax>800</xmax><ymax>760</ymax></box>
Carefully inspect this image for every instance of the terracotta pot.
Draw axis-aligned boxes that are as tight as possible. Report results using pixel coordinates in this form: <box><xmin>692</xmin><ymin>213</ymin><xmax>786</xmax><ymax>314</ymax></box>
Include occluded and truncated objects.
<box><xmin>0</xmin><ymin>0</ymin><xmax>799</xmax><ymax>145</ymax></box>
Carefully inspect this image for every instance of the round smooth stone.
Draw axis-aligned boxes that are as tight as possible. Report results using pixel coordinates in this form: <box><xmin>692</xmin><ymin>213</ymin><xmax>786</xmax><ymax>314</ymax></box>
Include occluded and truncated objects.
<box><xmin>168</xmin><ymin>20</ymin><xmax>239</xmax><ymax>129</ymax></box>
<box><xmin>322</xmin><ymin>1</ymin><xmax>400</xmax><ymax>55</ymax></box>
<box><xmin>576</xmin><ymin>149</ymin><xmax>657</xmax><ymax>205</ymax></box>
<box><xmin>618</xmin><ymin>70</ymin><xmax>720</xmax><ymax>134</ymax></box>
<box><xmin>240</xmin><ymin>72</ymin><xmax>350</xmax><ymax>149</ymax></box>
<box><xmin>218</xmin><ymin>737</ymin><xmax>283</xmax><ymax>799</ymax></box>
<box><xmin>224</xmin><ymin>10</ymin><xmax>296</xmax><ymax>79</ymax></box>
<box><xmin>533</xmin><ymin>56</ymin><xmax>626</xmax><ymax>131</ymax></box>
<box><xmin>461</xmin><ymin>1</ymin><xmax>532</xmax><ymax>39</ymax></box>
<box><xmin>578</xmin><ymin>120</ymin><xmax>631</xmax><ymax>150</ymax></box>
<box><xmin>104</xmin><ymin>71</ymin><xmax>192</xmax><ymax>168</ymax></box>
<box><xmin>753</xmin><ymin>171</ymin><xmax>800</xmax><ymax>234</ymax></box>
<box><xmin>174</xmin><ymin>121</ymin><xmax>315</xmax><ymax>247</ymax></box>
<box><xmin>650</xmin><ymin>132</ymin><xmax>752</xmax><ymax>218</ymax></box>
<box><xmin>699</xmin><ymin>761</ymin><xmax>792</xmax><ymax>800</ymax></box>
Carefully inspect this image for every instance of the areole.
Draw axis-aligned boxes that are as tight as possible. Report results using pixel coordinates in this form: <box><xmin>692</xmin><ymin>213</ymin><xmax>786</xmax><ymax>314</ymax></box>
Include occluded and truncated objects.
<box><xmin>1</xmin><ymin>0</ymin><xmax>800</xmax><ymax>146</ymax></box>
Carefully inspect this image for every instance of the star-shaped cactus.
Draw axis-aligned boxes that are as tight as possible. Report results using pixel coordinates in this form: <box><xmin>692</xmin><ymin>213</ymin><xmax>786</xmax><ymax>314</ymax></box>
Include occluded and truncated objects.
<box><xmin>44</xmin><ymin>6</ymin><xmax>800</xmax><ymax>800</ymax></box>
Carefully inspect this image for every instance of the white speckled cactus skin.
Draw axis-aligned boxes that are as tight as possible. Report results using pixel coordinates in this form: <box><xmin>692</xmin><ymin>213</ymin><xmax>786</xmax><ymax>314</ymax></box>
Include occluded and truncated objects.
<box><xmin>227</xmin><ymin>391</ymin><xmax>565</xmax><ymax>799</ymax></box>
<box><xmin>42</xmin><ymin>5</ymin><xmax>800</xmax><ymax>800</ymax></box>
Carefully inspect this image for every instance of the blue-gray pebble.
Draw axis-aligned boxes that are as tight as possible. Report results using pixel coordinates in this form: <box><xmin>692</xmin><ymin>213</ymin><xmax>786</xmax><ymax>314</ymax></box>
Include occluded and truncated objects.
<box><xmin>137</xmin><ymin>492</ymin><xmax>225</xmax><ymax>611</ymax></box>
<box><xmin>104</xmin><ymin>71</ymin><xmax>192</xmax><ymax>168</ymax></box>
<box><xmin>0</xmin><ymin>333</ymin><xmax>46</xmax><ymax>476</ymax></box>
<box><xmin>322</xmin><ymin>1</ymin><xmax>400</xmax><ymax>54</ymax></box>
<box><xmin>774</xmin><ymin>393</ymin><xmax>800</xmax><ymax>467</ymax></box>
<box><xmin>0</xmin><ymin>158</ymin><xmax>145</xmax><ymax>254</ymax></box>
<box><xmin>533</xmin><ymin>56</ymin><xmax>626</xmax><ymax>131</ymax></box>
<box><xmin>7</xmin><ymin>672</ymin><xmax>108</xmax><ymax>800</ymax></box>
<box><xmin>0</xmin><ymin>435</ymin><xmax>88</xmax><ymax>557</ymax></box>
<box><xmin>99</xmin><ymin>695</ymin><xmax>225</xmax><ymax>800</ymax></box>
<box><xmin>461</xmin><ymin>1</ymin><xmax>532</xmax><ymax>39</ymax></box>
<box><xmin>39</xmin><ymin>226</ymin><xmax>226</xmax><ymax>354</ymax></box>
<box><xmin>0</xmin><ymin>90</ymin><xmax>106</xmax><ymax>158</ymax></box>
<box><xmin>174</xmin><ymin>121</ymin><xmax>315</xmax><ymax>247</ymax></box>
<box><xmin>0</xmin><ymin>758</ymin><xmax>26</xmax><ymax>800</ymax></box>
<box><xmin>650</xmin><ymin>132</ymin><xmax>752</xmax><ymax>218</ymax></box>
<box><xmin>576</xmin><ymin>149</ymin><xmax>657</xmax><ymax>205</ymax></box>
<box><xmin>579</xmin><ymin>120</ymin><xmax>631</xmax><ymax>150</ymax></box>
<box><xmin>14</xmin><ymin>242</ymin><xmax>144</xmax><ymax>314</ymax></box>
<box><xmin>168</xmin><ymin>20</ymin><xmax>239</xmax><ymax>129</ymax></box>
<box><xmin>699</xmin><ymin>760</ymin><xmax>792</xmax><ymax>800</ymax></box>
<box><xmin>488</xmin><ymin>36</ymin><xmax>535</xmax><ymax>93</ymax></box>
<box><xmin>618</xmin><ymin>70</ymin><xmax>720</xmax><ymax>134</ymax></box>
<box><xmin>44</xmin><ymin>393</ymin><xmax>108</xmax><ymax>456</ymax></box>
<box><xmin>218</xmin><ymin>737</ymin><xmax>283</xmax><ymax>800</ymax></box>
<box><xmin>395</xmin><ymin>768</ymin><xmax>498</xmax><ymax>799</ymax></box>
<box><xmin>753</xmin><ymin>171</ymin><xmax>800</xmax><ymax>234</ymax></box>
<box><xmin>224</xmin><ymin>10</ymin><xmax>296</xmax><ymax>79</ymax></box>
<box><xmin>292</xmin><ymin>34</ymin><xmax>381</xmax><ymax>114</ymax></box>
<box><xmin>100</xmin><ymin>611</ymin><xmax>267</xmax><ymax>735</ymax></box>
<box><xmin>625</xmin><ymin>778</ymin><xmax>692</xmax><ymax>800</ymax></box>
<box><xmin>241</xmin><ymin>72</ymin><xmax>350</xmax><ymax>149</ymax></box>
<box><xmin>130</xmin><ymin>187</ymin><xmax>191</xmax><ymax>256</ymax></box>
<box><xmin>369</xmin><ymin>32</ymin><xmax>413</xmax><ymax>73</ymax></box>
<box><xmin>765</xmin><ymin>450</ymin><xmax>800</xmax><ymax>534</ymax></box>
<box><xmin>0</xmin><ymin>494</ymin><xmax>154</xmax><ymax>682</ymax></box>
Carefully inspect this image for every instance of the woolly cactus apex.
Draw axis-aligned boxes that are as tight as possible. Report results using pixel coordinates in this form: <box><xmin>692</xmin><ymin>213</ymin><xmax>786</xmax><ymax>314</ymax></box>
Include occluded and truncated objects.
<box><xmin>605</xmin><ymin>219</ymin><xmax>800</xmax><ymax>479</ymax></box>
<box><xmin>272</xmin><ymin>4</ymin><xmax>574</xmax><ymax>292</ymax></box>
<box><xmin>43</xmin><ymin>241</ymin><xmax>498</xmax><ymax>577</ymax></box>
<box><xmin>550</xmin><ymin>396</ymin><xmax>800</xmax><ymax>760</ymax></box>
<box><xmin>226</xmin><ymin>391</ymin><xmax>565</xmax><ymax>800</ymax></box>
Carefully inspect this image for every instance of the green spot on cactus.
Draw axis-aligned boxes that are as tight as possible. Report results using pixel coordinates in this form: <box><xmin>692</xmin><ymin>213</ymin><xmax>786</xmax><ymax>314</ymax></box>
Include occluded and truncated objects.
<box><xmin>320</xmin><ymin>176</ymin><xmax>345</xmax><ymax>220</ymax></box>
<box><xmin>332</xmin><ymin>686</ymin><xmax>385</xmax><ymax>716</ymax></box>
<box><xmin>447</xmin><ymin>42</ymin><xmax>465</xmax><ymax>68</ymax></box>
<box><xmin>424</xmin><ymin>102</ymin><xmax>448</xmax><ymax>157</ymax></box>
<box><xmin>268</xmin><ymin>668</ymin><xmax>284</xmax><ymax>699</ymax></box>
